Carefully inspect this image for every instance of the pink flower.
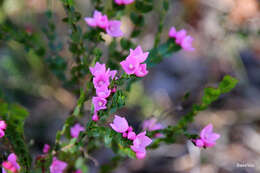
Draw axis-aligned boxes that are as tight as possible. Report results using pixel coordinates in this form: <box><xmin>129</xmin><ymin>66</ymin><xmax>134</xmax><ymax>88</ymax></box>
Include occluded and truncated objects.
<box><xmin>106</xmin><ymin>20</ymin><xmax>123</xmax><ymax>37</ymax></box>
<box><xmin>84</xmin><ymin>10</ymin><xmax>109</xmax><ymax>29</ymax></box>
<box><xmin>89</xmin><ymin>62</ymin><xmax>106</xmax><ymax>76</ymax></box>
<box><xmin>115</xmin><ymin>0</ymin><xmax>135</xmax><ymax>5</ymax></box>
<box><xmin>70</xmin><ymin>123</ymin><xmax>85</xmax><ymax>138</ymax></box>
<box><xmin>43</xmin><ymin>144</ymin><xmax>50</xmax><ymax>153</ymax></box>
<box><xmin>175</xmin><ymin>29</ymin><xmax>187</xmax><ymax>44</ymax></box>
<box><xmin>0</xmin><ymin>120</ymin><xmax>7</xmax><ymax>138</ymax></box>
<box><xmin>92</xmin><ymin>96</ymin><xmax>107</xmax><ymax>111</ymax></box>
<box><xmin>50</xmin><ymin>157</ymin><xmax>67</xmax><ymax>173</ymax></box>
<box><xmin>120</xmin><ymin>46</ymin><xmax>149</xmax><ymax>77</ymax></box>
<box><xmin>0</xmin><ymin>120</ymin><xmax>7</xmax><ymax>130</ymax></box>
<box><xmin>110</xmin><ymin>115</ymin><xmax>129</xmax><ymax>133</ymax></box>
<box><xmin>74</xmin><ymin>170</ymin><xmax>82</xmax><ymax>173</ymax></box>
<box><xmin>127</xmin><ymin>131</ymin><xmax>136</xmax><ymax>140</ymax></box>
<box><xmin>168</xmin><ymin>26</ymin><xmax>177</xmax><ymax>38</ymax></box>
<box><xmin>96</xmin><ymin>86</ymin><xmax>111</xmax><ymax>98</ymax></box>
<box><xmin>93</xmin><ymin>72</ymin><xmax>110</xmax><ymax>89</ymax></box>
<box><xmin>2</xmin><ymin>153</ymin><xmax>20</xmax><ymax>173</ymax></box>
<box><xmin>168</xmin><ymin>27</ymin><xmax>195</xmax><ymax>52</ymax></box>
<box><xmin>194</xmin><ymin>124</ymin><xmax>220</xmax><ymax>148</ymax></box>
<box><xmin>92</xmin><ymin>113</ymin><xmax>99</xmax><ymax>122</ymax></box>
<box><xmin>181</xmin><ymin>35</ymin><xmax>195</xmax><ymax>51</ymax></box>
<box><xmin>130</xmin><ymin>131</ymin><xmax>152</xmax><ymax>159</ymax></box>
<box><xmin>142</xmin><ymin>118</ymin><xmax>163</xmax><ymax>131</ymax></box>
<box><xmin>120</xmin><ymin>55</ymin><xmax>140</xmax><ymax>75</ymax></box>
<box><xmin>135</xmin><ymin>64</ymin><xmax>148</xmax><ymax>77</ymax></box>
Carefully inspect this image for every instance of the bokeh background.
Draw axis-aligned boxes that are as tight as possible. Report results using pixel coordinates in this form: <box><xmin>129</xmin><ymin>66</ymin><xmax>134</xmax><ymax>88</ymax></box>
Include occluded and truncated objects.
<box><xmin>0</xmin><ymin>0</ymin><xmax>260</xmax><ymax>172</ymax></box>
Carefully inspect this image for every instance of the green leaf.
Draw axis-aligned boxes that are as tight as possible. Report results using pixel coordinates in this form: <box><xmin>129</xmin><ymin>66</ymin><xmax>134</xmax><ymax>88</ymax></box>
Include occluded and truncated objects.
<box><xmin>219</xmin><ymin>75</ymin><xmax>238</xmax><ymax>93</ymax></box>
<box><xmin>135</xmin><ymin>0</ymin><xmax>153</xmax><ymax>13</ymax></box>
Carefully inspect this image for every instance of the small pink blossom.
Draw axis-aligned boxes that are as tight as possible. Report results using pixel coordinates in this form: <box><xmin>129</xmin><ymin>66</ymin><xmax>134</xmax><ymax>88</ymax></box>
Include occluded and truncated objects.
<box><xmin>74</xmin><ymin>170</ymin><xmax>82</xmax><ymax>173</ymax></box>
<box><xmin>2</xmin><ymin>153</ymin><xmax>20</xmax><ymax>173</ymax></box>
<box><xmin>110</xmin><ymin>115</ymin><xmax>129</xmax><ymax>133</ymax></box>
<box><xmin>115</xmin><ymin>0</ymin><xmax>135</xmax><ymax>5</ymax></box>
<box><xmin>84</xmin><ymin>10</ymin><xmax>109</xmax><ymax>29</ymax></box>
<box><xmin>0</xmin><ymin>120</ymin><xmax>7</xmax><ymax>138</ymax></box>
<box><xmin>142</xmin><ymin>118</ymin><xmax>163</xmax><ymax>131</ymax></box>
<box><xmin>92</xmin><ymin>96</ymin><xmax>107</xmax><ymax>111</ymax></box>
<box><xmin>93</xmin><ymin>72</ymin><xmax>110</xmax><ymax>89</ymax></box>
<box><xmin>70</xmin><ymin>123</ymin><xmax>85</xmax><ymax>138</ymax></box>
<box><xmin>96</xmin><ymin>86</ymin><xmax>111</xmax><ymax>98</ymax></box>
<box><xmin>130</xmin><ymin>131</ymin><xmax>152</xmax><ymax>159</ymax></box>
<box><xmin>168</xmin><ymin>26</ymin><xmax>195</xmax><ymax>52</ymax></box>
<box><xmin>92</xmin><ymin>113</ymin><xmax>99</xmax><ymax>122</ymax></box>
<box><xmin>168</xmin><ymin>27</ymin><xmax>177</xmax><ymax>38</ymax></box>
<box><xmin>43</xmin><ymin>144</ymin><xmax>50</xmax><ymax>153</ymax></box>
<box><xmin>89</xmin><ymin>62</ymin><xmax>106</xmax><ymax>76</ymax></box>
<box><xmin>120</xmin><ymin>46</ymin><xmax>149</xmax><ymax>77</ymax></box>
<box><xmin>135</xmin><ymin>64</ymin><xmax>148</xmax><ymax>77</ymax></box>
<box><xmin>193</xmin><ymin>124</ymin><xmax>220</xmax><ymax>148</ymax></box>
<box><xmin>0</xmin><ymin>120</ymin><xmax>7</xmax><ymax>130</ymax></box>
<box><xmin>127</xmin><ymin>131</ymin><xmax>136</xmax><ymax>140</ymax></box>
<box><xmin>106</xmin><ymin>20</ymin><xmax>123</xmax><ymax>37</ymax></box>
<box><xmin>50</xmin><ymin>157</ymin><xmax>67</xmax><ymax>173</ymax></box>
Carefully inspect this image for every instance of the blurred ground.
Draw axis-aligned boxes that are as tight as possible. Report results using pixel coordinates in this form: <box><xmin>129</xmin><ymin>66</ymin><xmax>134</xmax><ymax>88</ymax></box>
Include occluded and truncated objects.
<box><xmin>0</xmin><ymin>0</ymin><xmax>260</xmax><ymax>173</ymax></box>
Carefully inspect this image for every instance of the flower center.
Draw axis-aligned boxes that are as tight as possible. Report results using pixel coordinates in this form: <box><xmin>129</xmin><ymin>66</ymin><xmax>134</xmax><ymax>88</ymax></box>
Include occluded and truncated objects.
<box><xmin>98</xmin><ymin>101</ymin><xmax>103</xmax><ymax>106</ymax></box>
<box><xmin>129</xmin><ymin>64</ymin><xmax>133</xmax><ymax>69</ymax></box>
<box><xmin>98</xmin><ymin>80</ymin><xmax>104</xmax><ymax>86</ymax></box>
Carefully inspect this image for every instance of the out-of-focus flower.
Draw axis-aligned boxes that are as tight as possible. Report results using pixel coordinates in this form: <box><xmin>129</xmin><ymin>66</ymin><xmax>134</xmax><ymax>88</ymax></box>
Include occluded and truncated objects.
<box><xmin>127</xmin><ymin>131</ymin><xmax>136</xmax><ymax>140</ymax></box>
<box><xmin>130</xmin><ymin>131</ymin><xmax>152</xmax><ymax>159</ymax></box>
<box><xmin>169</xmin><ymin>26</ymin><xmax>195</xmax><ymax>52</ymax></box>
<box><xmin>50</xmin><ymin>157</ymin><xmax>67</xmax><ymax>173</ymax></box>
<box><xmin>193</xmin><ymin>124</ymin><xmax>220</xmax><ymax>148</ymax></box>
<box><xmin>106</xmin><ymin>20</ymin><xmax>123</xmax><ymax>37</ymax></box>
<box><xmin>92</xmin><ymin>97</ymin><xmax>107</xmax><ymax>111</ymax></box>
<box><xmin>84</xmin><ymin>10</ymin><xmax>109</xmax><ymax>29</ymax></box>
<box><xmin>2</xmin><ymin>153</ymin><xmax>20</xmax><ymax>173</ymax></box>
<box><xmin>142</xmin><ymin>118</ymin><xmax>163</xmax><ymax>131</ymax></box>
<box><xmin>110</xmin><ymin>115</ymin><xmax>129</xmax><ymax>133</ymax></box>
<box><xmin>120</xmin><ymin>46</ymin><xmax>149</xmax><ymax>77</ymax></box>
<box><xmin>74</xmin><ymin>170</ymin><xmax>82</xmax><ymax>173</ymax></box>
<box><xmin>0</xmin><ymin>120</ymin><xmax>7</xmax><ymax>138</ymax></box>
<box><xmin>115</xmin><ymin>0</ymin><xmax>135</xmax><ymax>5</ymax></box>
<box><xmin>85</xmin><ymin>11</ymin><xmax>123</xmax><ymax>37</ymax></box>
<box><xmin>70</xmin><ymin>123</ymin><xmax>85</xmax><ymax>138</ymax></box>
<box><xmin>43</xmin><ymin>144</ymin><xmax>50</xmax><ymax>153</ymax></box>
<box><xmin>92</xmin><ymin>113</ymin><xmax>99</xmax><ymax>122</ymax></box>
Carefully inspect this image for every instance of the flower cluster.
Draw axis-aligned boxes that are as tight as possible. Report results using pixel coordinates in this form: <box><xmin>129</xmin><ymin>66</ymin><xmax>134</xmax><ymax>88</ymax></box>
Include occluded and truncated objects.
<box><xmin>168</xmin><ymin>26</ymin><xmax>195</xmax><ymax>52</ymax></box>
<box><xmin>120</xmin><ymin>46</ymin><xmax>149</xmax><ymax>77</ymax></box>
<box><xmin>85</xmin><ymin>10</ymin><xmax>123</xmax><ymax>37</ymax></box>
<box><xmin>0</xmin><ymin>120</ymin><xmax>7</xmax><ymax>138</ymax></box>
<box><xmin>193</xmin><ymin>124</ymin><xmax>220</xmax><ymax>148</ymax></box>
<box><xmin>90</xmin><ymin>62</ymin><xmax>117</xmax><ymax>121</ymax></box>
<box><xmin>110</xmin><ymin>115</ymin><xmax>152</xmax><ymax>159</ymax></box>
<box><xmin>114</xmin><ymin>0</ymin><xmax>135</xmax><ymax>5</ymax></box>
<box><xmin>70</xmin><ymin>123</ymin><xmax>85</xmax><ymax>138</ymax></box>
<box><xmin>50</xmin><ymin>157</ymin><xmax>67</xmax><ymax>173</ymax></box>
<box><xmin>2</xmin><ymin>153</ymin><xmax>20</xmax><ymax>173</ymax></box>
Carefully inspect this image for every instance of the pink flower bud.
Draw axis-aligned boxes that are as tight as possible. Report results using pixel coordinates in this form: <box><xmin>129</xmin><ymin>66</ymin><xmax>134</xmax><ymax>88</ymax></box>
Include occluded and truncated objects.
<box><xmin>43</xmin><ymin>144</ymin><xmax>50</xmax><ymax>153</ymax></box>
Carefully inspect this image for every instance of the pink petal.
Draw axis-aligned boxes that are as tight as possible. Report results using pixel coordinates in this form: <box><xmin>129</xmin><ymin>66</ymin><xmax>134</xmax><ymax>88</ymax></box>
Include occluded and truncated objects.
<box><xmin>136</xmin><ymin>151</ymin><xmax>146</xmax><ymax>159</ymax></box>
<box><xmin>168</xmin><ymin>27</ymin><xmax>177</xmax><ymax>38</ymax></box>
<box><xmin>84</xmin><ymin>17</ymin><xmax>97</xmax><ymax>27</ymax></box>
<box><xmin>135</xmin><ymin>63</ymin><xmax>148</xmax><ymax>77</ymax></box>
<box><xmin>106</xmin><ymin>20</ymin><xmax>123</xmax><ymax>37</ymax></box>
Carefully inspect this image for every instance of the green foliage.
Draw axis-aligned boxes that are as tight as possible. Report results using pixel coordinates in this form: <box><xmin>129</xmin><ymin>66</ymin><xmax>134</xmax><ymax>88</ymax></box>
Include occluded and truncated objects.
<box><xmin>0</xmin><ymin>100</ymin><xmax>31</xmax><ymax>172</ymax></box>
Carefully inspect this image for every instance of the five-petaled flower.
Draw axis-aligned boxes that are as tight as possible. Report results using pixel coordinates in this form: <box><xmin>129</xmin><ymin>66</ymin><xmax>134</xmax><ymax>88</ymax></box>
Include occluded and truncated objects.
<box><xmin>131</xmin><ymin>131</ymin><xmax>152</xmax><ymax>159</ymax></box>
<box><xmin>193</xmin><ymin>124</ymin><xmax>220</xmax><ymax>148</ymax></box>
<box><xmin>120</xmin><ymin>46</ymin><xmax>149</xmax><ymax>77</ymax></box>
<box><xmin>110</xmin><ymin>115</ymin><xmax>129</xmax><ymax>133</ymax></box>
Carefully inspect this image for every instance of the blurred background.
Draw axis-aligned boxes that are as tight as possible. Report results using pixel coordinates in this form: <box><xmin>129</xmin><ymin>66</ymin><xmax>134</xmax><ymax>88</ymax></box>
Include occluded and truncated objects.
<box><xmin>0</xmin><ymin>0</ymin><xmax>260</xmax><ymax>172</ymax></box>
